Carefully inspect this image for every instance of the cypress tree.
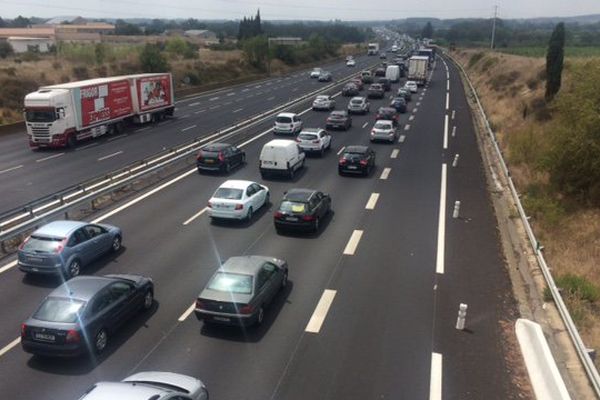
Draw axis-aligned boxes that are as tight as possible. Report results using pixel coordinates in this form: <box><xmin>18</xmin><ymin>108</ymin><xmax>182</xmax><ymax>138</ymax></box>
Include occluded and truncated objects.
<box><xmin>545</xmin><ymin>22</ymin><xmax>565</xmax><ymax>101</ymax></box>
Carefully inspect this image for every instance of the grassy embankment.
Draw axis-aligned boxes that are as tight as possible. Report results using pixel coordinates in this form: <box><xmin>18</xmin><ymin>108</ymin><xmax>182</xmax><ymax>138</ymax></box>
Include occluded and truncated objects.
<box><xmin>451</xmin><ymin>48</ymin><xmax>600</xmax><ymax>362</ymax></box>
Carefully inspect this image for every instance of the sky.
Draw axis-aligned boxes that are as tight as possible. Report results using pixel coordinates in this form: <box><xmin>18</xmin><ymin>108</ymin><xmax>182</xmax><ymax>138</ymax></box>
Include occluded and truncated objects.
<box><xmin>1</xmin><ymin>0</ymin><xmax>600</xmax><ymax>21</ymax></box>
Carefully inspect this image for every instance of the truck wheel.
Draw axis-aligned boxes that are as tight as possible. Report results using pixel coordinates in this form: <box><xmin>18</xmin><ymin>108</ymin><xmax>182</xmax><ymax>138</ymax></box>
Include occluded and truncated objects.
<box><xmin>67</xmin><ymin>134</ymin><xmax>76</xmax><ymax>148</ymax></box>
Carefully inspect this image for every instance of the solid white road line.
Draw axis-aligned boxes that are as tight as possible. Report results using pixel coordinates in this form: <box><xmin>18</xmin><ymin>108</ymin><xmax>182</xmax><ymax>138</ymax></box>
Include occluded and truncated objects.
<box><xmin>343</xmin><ymin>230</ymin><xmax>364</xmax><ymax>255</ymax></box>
<box><xmin>362</xmin><ymin>122</ymin><xmax>368</xmax><ymax>129</ymax></box>
<box><xmin>134</xmin><ymin>126</ymin><xmax>152</xmax><ymax>133</ymax></box>
<box><xmin>0</xmin><ymin>260</ymin><xmax>17</xmax><ymax>275</ymax></box>
<box><xmin>183</xmin><ymin>207</ymin><xmax>207</xmax><ymax>225</ymax></box>
<box><xmin>305</xmin><ymin>289</ymin><xmax>337</xmax><ymax>334</ymax></box>
<box><xmin>399</xmin><ymin>135</ymin><xmax>406</xmax><ymax>143</ymax></box>
<box><xmin>108</xmin><ymin>134</ymin><xmax>128</xmax><ymax>142</ymax></box>
<box><xmin>379</xmin><ymin>167</ymin><xmax>391</xmax><ymax>180</ymax></box>
<box><xmin>436</xmin><ymin>164</ymin><xmax>447</xmax><ymax>274</ymax></box>
<box><xmin>36</xmin><ymin>153</ymin><xmax>64</xmax><ymax>162</ymax></box>
<box><xmin>445</xmin><ymin>92</ymin><xmax>450</xmax><ymax>110</ymax></box>
<box><xmin>189</xmin><ymin>102</ymin><xmax>201</xmax><ymax>107</ymax></box>
<box><xmin>0</xmin><ymin>337</ymin><xmax>20</xmax><ymax>358</ymax></box>
<box><xmin>233</xmin><ymin>108</ymin><xmax>243</xmax><ymax>113</ymax></box>
<box><xmin>178</xmin><ymin>302</ymin><xmax>196</xmax><ymax>322</ymax></box>
<box><xmin>443</xmin><ymin>115</ymin><xmax>449</xmax><ymax>150</ymax></box>
<box><xmin>430</xmin><ymin>352</ymin><xmax>443</xmax><ymax>400</ymax></box>
<box><xmin>97</xmin><ymin>151</ymin><xmax>123</xmax><ymax>161</ymax></box>
<box><xmin>337</xmin><ymin>146</ymin><xmax>346</xmax><ymax>155</ymax></box>
<box><xmin>391</xmin><ymin>149</ymin><xmax>399</xmax><ymax>158</ymax></box>
<box><xmin>365</xmin><ymin>193</ymin><xmax>380</xmax><ymax>210</ymax></box>
<box><xmin>181</xmin><ymin>125</ymin><xmax>197</xmax><ymax>132</ymax></box>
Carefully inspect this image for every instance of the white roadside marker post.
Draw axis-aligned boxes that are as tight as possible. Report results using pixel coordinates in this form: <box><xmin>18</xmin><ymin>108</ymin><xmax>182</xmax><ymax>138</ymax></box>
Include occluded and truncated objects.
<box><xmin>456</xmin><ymin>303</ymin><xmax>468</xmax><ymax>330</ymax></box>
<box><xmin>452</xmin><ymin>201</ymin><xmax>461</xmax><ymax>219</ymax></box>
<box><xmin>452</xmin><ymin>154</ymin><xmax>460</xmax><ymax>167</ymax></box>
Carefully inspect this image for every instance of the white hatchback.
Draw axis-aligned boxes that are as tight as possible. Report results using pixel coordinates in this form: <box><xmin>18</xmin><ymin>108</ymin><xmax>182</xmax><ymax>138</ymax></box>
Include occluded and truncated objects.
<box><xmin>208</xmin><ymin>180</ymin><xmax>269</xmax><ymax>221</ymax></box>
<box><xmin>295</xmin><ymin>128</ymin><xmax>331</xmax><ymax>156</ymax></box>
<box><xmin>405</xmin><ymin>81</ymin><xmax>418</xmax><ymax>93</ymax></box>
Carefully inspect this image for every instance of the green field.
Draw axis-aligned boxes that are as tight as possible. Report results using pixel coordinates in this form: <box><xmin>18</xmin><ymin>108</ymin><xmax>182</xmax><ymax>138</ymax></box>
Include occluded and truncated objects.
<box><xmin>496</xmin><ymin>46</ymin><xmax>600</xmax><ymax>58</ymax></box>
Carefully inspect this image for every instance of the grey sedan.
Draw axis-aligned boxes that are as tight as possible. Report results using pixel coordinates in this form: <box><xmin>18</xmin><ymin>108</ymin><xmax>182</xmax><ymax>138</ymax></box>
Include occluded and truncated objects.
<box><xmin>17</xmin><ymin>220</ymin><xmax>122</xmax><ymax>279</ymax></box>
<box><xmin>195</xmin><ymin>256</ymin><xmax>288</xmax><ymax>326</ymax></box>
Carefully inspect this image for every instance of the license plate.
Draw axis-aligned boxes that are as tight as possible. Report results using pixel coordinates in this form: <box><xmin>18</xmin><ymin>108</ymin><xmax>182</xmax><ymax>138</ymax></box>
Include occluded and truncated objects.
<box><xmin>286</xmin><ymin>217</ymin><xmax>299</xmax><ymax>222</ymax></box>
<box><xmin>213</xmin><ymin>317</ymin><xmax>230</xmax><ymax>322</ymax></box>
<box><xmin>263</xmin><ymin>161</ymin><xmax>274</xmax><ymax>165</ymax></box>
<box><xmin>348</xmin><ymin>166</ymin><xmax>358</xmax><ymax>170</ymax></box>
<box><xmin>205</xmin><ymin>159</ymin><xmax>214</xmax><ymax>164</ymax></box>
<box><xmin>34</xmin><ymin>333</ymin><xmax>55</xmax><ymax>342</ymax></box>
<box><xmin>28</xmin><ymin>257</ymin><xmax>43</xmax><ymax>262</ymax></box>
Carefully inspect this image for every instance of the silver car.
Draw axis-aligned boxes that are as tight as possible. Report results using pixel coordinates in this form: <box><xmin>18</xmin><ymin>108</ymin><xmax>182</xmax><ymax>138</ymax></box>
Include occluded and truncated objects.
<box><xmin>370</xmin><ymin>120</ymin><xmax>398</xmax><ymax>143</ymax></box>
<box><xmin>312</xmin><ymin>95</ymin><xmax>336</xmax><ymax>111</ymax></box>
<box><xmin>18</xmin><ymin>220</ymin><xmax>122</xmax><ymax>279</ymax></box>
<box><xmin>195</xmin><ymin>256</ymin><xmax>288</xmax><ymax>327</ymax></box>
<box><xmin>347</xmin><ymin>96</ymin><xmax>370</xmax><ymax>114</ymax></box>
<box><xmin>78</xmin><ymin>371</ymin><xmax>208</xmax><ymax>400</ymax></box>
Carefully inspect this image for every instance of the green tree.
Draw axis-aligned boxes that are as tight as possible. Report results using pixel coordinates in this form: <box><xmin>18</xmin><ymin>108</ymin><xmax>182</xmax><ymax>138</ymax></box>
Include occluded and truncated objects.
<box><xmin>139</xmin><ymin>44</ymin><xmax>169</xmax><ymax>72</ymax></box>
<box><xmin>11</xmin><ymin>16</ymin><xmax>30</xmax><ymax>28</ymax></box>
<box><xmin>94</xmin><ymin>43</ymin><xmax>107</xmax><ymax>64</ymax></box>
<box><xmin>0</xmin><ymin>41</ymin><xmax>13</xmax><ymax>58</ymax></box>
<box><xmin>241</xmin><ymin>35</ymin><xmax>268</xmax><ymax>70</ymax></box>
<box><xmin>545</xmin><ymin>22</ymin><xmax>565</xmax><ymax>101</ymax></box>
<box><xmin>115</xmin><ymin>19</ymin><xmax>143</xmax><ymax>35</ymax></box>
<box><xmin>422</xmin><ymin>22</ymin><xmax>434</xmax><ymax>39</ymax></box>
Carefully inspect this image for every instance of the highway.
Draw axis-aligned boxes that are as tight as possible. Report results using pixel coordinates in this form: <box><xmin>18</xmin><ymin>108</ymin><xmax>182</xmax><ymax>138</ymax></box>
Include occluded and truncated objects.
<box><xmin>0</xmin><ymin>52</ymin><xmax>523</xmax><ymax>399</ymax></box>
<box><xmin>0</xmin><ymin>56</ymin><xmax>375</xmax><ymax>212</ymax></box>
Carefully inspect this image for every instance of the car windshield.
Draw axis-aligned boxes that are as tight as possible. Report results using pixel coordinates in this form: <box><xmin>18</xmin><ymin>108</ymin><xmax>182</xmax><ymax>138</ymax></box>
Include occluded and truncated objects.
<box><xmin>276</xmin><ymin>116</ymin><xmax>292</xmax><ymax>123</ymax></box>
<box><xmin>330</xmin><ymin>113</ymin><xmax>344</xmax><ymax>119</ymax></box>
<box><xmin>375</xmin><ymin>121</ymin><xmax>392</xmax><ymax>129</ymax></box>
<box><xmin>25</xmin><ymin>110</ymin><xmax>56</xmax><ymax>123</ymax></box>
<box><xmin>299</xmin><ymin>133</ymin><xmax>318</xmax><ymax>140</ymax></box>
<box><xmin>21</xmin><ymin>235</ymin><xmax>64</xmax><ymax>253</ymax></box>
<box><xmin>33</xmin><ymin>298</ymin><xmax>85</xmax><ymax>323</ymax></box>
<box><xmin>350</xmin><ymin>99</ymin><xmax>363</xmax><ymax>104</ymax></box>
<box><xmin>208</xmin><ymin>272</ymin><xmax>253</xmax><ymax>294</ymax></box>
<box><xmin>279</xmin><ymin>201</ymin><xmax>307</xmax><ymax>213</ymax></box>
<box><xmin>213</xmin><ymin>188</ymin><xmax>243</xmax><ymax>200</ymax></box>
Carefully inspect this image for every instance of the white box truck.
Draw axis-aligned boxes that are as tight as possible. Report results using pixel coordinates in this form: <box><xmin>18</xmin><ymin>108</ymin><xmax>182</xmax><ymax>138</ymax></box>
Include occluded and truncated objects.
<box><xmin>385</xmin><ymin>65</ymin><xmax>400</xmax><ymax>83</ymax></box>
<box><xmin>367</xmin><ymin>43</ymin><xmax>379</xmax><ymax>56</ymax></box>
<box><xmin>408</xmin><ymin>56</ymin><xmax>429</xmax><ymax>86</ymax></box>
<box><xmin>24</xmin><ymin>73</ymin><xmax>175</xmax><ymax>149</ymax></box>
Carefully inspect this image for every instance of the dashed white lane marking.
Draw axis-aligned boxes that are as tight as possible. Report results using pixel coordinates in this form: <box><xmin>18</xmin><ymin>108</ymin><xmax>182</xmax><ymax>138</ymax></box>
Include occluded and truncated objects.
<box><xmin>255</xmin><ymin>85</ymin><xmax>262</xmax><ymax>88</ymax></box>
<box><xmin>379</xmin><ymin>167</ymin><xmax>391</xmax><ymax>180</ymax></box>
<box><xmin>404</xmin><ymin>124</ymin><xmax>410</xmax><ymax>131</ymax></box>
<box><xmin>337</xmin><ymin>146</ymin><xmax>346</xmax><ymax>155</ymax></box>
<box><xmin>178</xmin><ymin>302</ymin><xmax>196</xmax><ymax>322</ymax></box>
<box><xmin>76</xmin><ymin>142</ymin><xmax>100</xmax><ymax>150</ymax></box>
<box><xmin>343</xmin><ymin>230</ymin><xmax>364</xmax><ymax>255</ymax></box>
<box><xmin>267</xmin><ymin>96</ymin><xmax>275</xmax><ymax>101</ymax></box>
<box><xmin>108</xmin><ymin>134</ymin><xmax>128</xmax><ymax>142</ymax></box>
<box><xmin>416</xmin><ymin>102</ymin><xmax>421</xmax><ymax>106</ymax></box>
<box><xmin>183</xmin><ymin>207</ymin><xmax>207</xmax><ymax>225</ymax></box>
<box><xmin>451</xmin><ymin>110</ymin><xmax>455</xmax><ymax>120</ymax></box>
<box><xmin>36</xmin><ymin>153</ymin><xmax>64</xmax><ymax>162</ymax></box>
<box><xmin>209</xmin><ymin>105</ymin><xmax>220</xmax><ymax>110</ymax></box>
<box><xmin>209</xmin><ymin>96</ymin><xmax>219</xmax><ymax>101</ymax></box>
<box><xmin>409</xmin><ymin>115</ymin><xmax>415</xmax><ymax>121</ymax></box>
<box><xmin>242</xmin><ymin>88</ymin><xmax>250</xmax><ymax>92</ymax></box>
<box><xmin>97</xmin><ymin>151</ymin><xmax>123</xmax><ymax>161</ymax></box>
<box><xmin>292</xmin><ymin>88</ymin><xmax>298</xmax><ymax>92</ymax></box>
<box><xmin>443</xmin><ymin>115</ymin><xmax>449</xmax><ymax>150</ymax></box>
<box><xmin>436</xmin><ymin>164</ymin><xmax>447</xmax><ymax>275</ymax></box>
<box><xmin>419</xmin><ymin>96</ymin><xmax>424</xmax><ymax>101</ymax></box>
<box><xmin>0</xmin><ymin>337</ymin><xmax>20</xmax><ymax>358</ymax></box>
<box><xmin>189</xmin><ymin>102</ymin><xmax>201</xmax><ymax>107</ymax></box>
<box><xmin>412</xmin><ymin>108</ymin><xmax>418</xmax><ymax>113</ymax></box>
<box><xmin>365</xmin><ymin>193</ymin><xmax>380</xmax><ymax>210</ymax></box>
<box><xmin>181</xmin><ymin>125</ymin><xmax>197</xmax><ymax>132</ymax></box>
<box><xmin>227</xmin><ymin>92</ymin><xmax>235</xmax><ymax>96</ymax></box>
<box><xmin>180</xmin><ymin>114</ymin><xmax>190</xmax><ymax>119</ymax></box>
<box><xmin>305</xmin><ymin>289</ymin><xmax>337</xmax><ymax>334</ymax></box>
<box><xmin>224</xmin><ymin>101</ymin><xmax>232</xmax><ymax>106</ymax></box>
<box><xmin>445</xmin><ymin>92</ymin><xmax>450</xmax><ymax>110</ymax></box>
<box><xmin>447</xmin><ymin>80</ymin><xmax>450</xmax><ymax>91</ymax></box>
<box><xmin>391</xmin><ymin>149</ymin><xmax>399</xmax><ymax>158</ymax></box>
<box><xmin>430</xmin><ymin>352</ymin><xmax>443</xmax><ymax>400</ymax></box>
<box><xmin>233</xmin><ymin>108</ymin><xmax>243</xmax><ymax>113</ymax></box>
<box><xmin>195</xmin><ymin>109</ymin><xmax>206</xmax><ymax>114</ymax></box>
<box><xmin>452</xmin><ymin>126</ymin><xmax>456</xmax><ymax>137</ymax></box>
<box><xmin>362</xmin><ymin>122</ymin><xmax>368</xmax><ymax>129</ymax></box>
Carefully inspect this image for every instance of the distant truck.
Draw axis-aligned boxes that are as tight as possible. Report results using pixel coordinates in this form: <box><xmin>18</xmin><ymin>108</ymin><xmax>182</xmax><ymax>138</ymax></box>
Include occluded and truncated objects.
<box><xmin>408</xmin><ymin>56</ymin><xmax>429</xmax><ymax>86</ymax></box>
<box><xmin>385</xmin><ymin>65</ymin><xmax>400</xmax><ymax>83</ymax></box>
<box><xmin>367</xmin><ymin>43</ymin><xmax>379</xmax><ymax>56</ymax></box>
<box><xmin>417</xmin><ymin>47</ymin><xmax>435</xmax><ymax>63</ymax></box>
<box><xmin>24</xmin><ymin>73</ymin><xmax>175</xmax><ymax>149</ymax></box>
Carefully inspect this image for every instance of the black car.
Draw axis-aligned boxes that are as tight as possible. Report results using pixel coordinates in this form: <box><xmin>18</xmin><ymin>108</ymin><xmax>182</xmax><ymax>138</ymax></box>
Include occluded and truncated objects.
<box><xmin>377</xmin><ymin>107</ymin><xmax>400</xmax><ymax>124</ymax></box>
<box><xmin>21</xmin><ymin>275</ymin><xmax>154</xmax><ymax>357</ymax></box>
<box><xmin>397</xmin><ymin>88</ymin><xmax>412</xmax><ymax>102</ymax></box>
<box><xmin>274</xmin><ymin>189</ymin><xmax>332</xmax><ymax>233</ymax></box>
<box><xmin>342</xmin><ymin>83</ymin><xmax>359</xmax><ymax>97</ymax></box>
<box><xmin>367</xmin><ymin>84</ymin><xmax>385</xmax><ymax>99</ymax></box>
<box><xmin>326</xmin><ymin>110</ymin><xmax>352</xmax><ymax>130</ymax></box>
<box><xmin>374</xmin><ymin>68</ymin><xmax>386</xmax><ymax>77</ymax></box>
<box><xmin>390</xmin><ymin>97</ymin><xmax>407</xmax><ymax>113</ymax></box>
<box><xmin>377</xmin><ymin>78</ymin><xmax>392</xmax><ymax>91</ymax></box>
<box><xmin>197</xmin><ymin>143</ymin><xmax>245</xmax><ymax>173</ymax></box>
<box><xmin>338</xmin><ymin>145</ymin><xmax>376</xmax><ymax>176</ymax></box>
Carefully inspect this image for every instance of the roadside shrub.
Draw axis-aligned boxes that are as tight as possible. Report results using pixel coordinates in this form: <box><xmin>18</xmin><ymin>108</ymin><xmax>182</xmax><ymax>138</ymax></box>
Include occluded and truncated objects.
<box><xmin>0</xmin><ymin>41</ymin><xmax>13</xmax><ymax>58</ymax></box>
<box><xmin>21</xmin><ymin>52</ymin><xmax>40</xmax><ymax>62</ymax></box>
<box><xmin>489</xmin><ymin>70</ymin><xmax>520</xmax><ymax>91</ymax></box>
<box><xmin>0</xmin><ymin>67</ymin><xmax>16</xmax><ymax>76</ymax></box>
<box><xmin>556</xmin><ymin>274</ymin><xmax>600</xmax><ymax>303</ymax></box>
<box><xmin>522</xmin><ymin>184</ymin><xmax>565</xmax><ymax>227</ymax></box>
<box><xmin>0</xmin><ymin>77</ymin><xmax>39</xmax><ymax>109</ymax></box>
<box><xmin>507</xmin><ymin>127</ymin><xmax>544</xmax><ymax>166</ymax></box>
<box><xmin>72</xmin><ymin>65</ymin><xmax>89</xmax><ymax>80</ymax></box>
<box><xmin>94</xmin><ymin>65</ymin><xmax>108</xmax><ymax>77</ymax></box>
<box><xmin>52</xmin><ymin>61</ymin><xmax>62</xmax><ymax>70</ymax></box>
<box><xmin>60</xmin><ymin>74</ymin><xmax>70</xmax><ymax>83</ymax></box>
<box><xmin>480</xmin><ymin>56</ymin><xmax>498</xmax><ymax>72</ymax></box>
<box><xmin>526</xmin><ymin>77</ymin><xmax>539</xmax><ymax>90</ymax></box>
<box><xmin>468</xmin><ymin>52</ymin><xmax>484</xmax><ymax>68</ymax></box>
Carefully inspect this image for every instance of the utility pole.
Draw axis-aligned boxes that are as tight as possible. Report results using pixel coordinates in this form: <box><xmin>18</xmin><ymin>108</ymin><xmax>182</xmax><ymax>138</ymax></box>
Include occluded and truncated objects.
<box><xmin>490</xmin><ymin>5</ymin><xmax>498</xmax><ymax>49</ymax></box>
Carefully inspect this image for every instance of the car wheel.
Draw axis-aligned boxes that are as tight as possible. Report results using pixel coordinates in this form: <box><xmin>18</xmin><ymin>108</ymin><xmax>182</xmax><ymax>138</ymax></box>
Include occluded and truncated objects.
<box><xmin>241</xmin><ymin>154</ymin><xmax>246</xmax><ymax>165</ymax></box>
<box><xmin>225</xmin><ymin>162</ymin><xmax>231</xmax><ymax>173</ymax></box>
<box><xmin>246</xmin><ymin>207</ymin><xmax>253</xmax><ymax>221</ymax></box>
<box><xmin>94</xmin><ymin>328</ymin><xmax>108</xmax><ymax>354</ymax></box>
<box><xmin>281</xmin><ymin>271</ymin><xmax>288</xmax><ymax>289</ymax></box>
<box><xmin>320</xmin><ymin>147</ymin><xmax>325</xmax><ymax>157</ymax></box>
<box><xmin>256</xmin><ymin>306</ymin><xmax>265</xmax><ymax>326</ymax></box>
<box><xmin>67</xmin><ymin>134</ymin><xmax>76</xmax><ymax>148</ymax></box>
<box><xmin>264</xmin><ymin>192</ymin><xmax>270</xmax><ymax>207</ymax></box>
<box><xmin>67</xmin><ymin>259</ymin><xmax>81</xmax><ymax>279</ymax></box>
<box><xmin>111</xmin><ymin>236</ymin><xmax>122</xmax><ymax>252</ymax></box>
<box><xmin>289</xmin><ymin>168</ymin><xmax>295</xmax><ymax>179</ymax></box>
<box><xmin>143</xmin><ymin>290</ymin><xmax>154</xmax><ymax>311</ymax></box>
<box><xmin>313</xmin><ymin>217</ymin><xmax>320</xmax><ymax>233</ymax></box>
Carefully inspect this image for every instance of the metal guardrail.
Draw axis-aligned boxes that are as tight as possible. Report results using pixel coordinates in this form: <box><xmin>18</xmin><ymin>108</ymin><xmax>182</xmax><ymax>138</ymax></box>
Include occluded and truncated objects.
<box><xmin>445</xmin><ymin>51</ymin><xmax>600</xmax><ymax>397</ymax></box>
<box><xmin>0</xmin><ymin>64</ymin><xmax>375</xmax><ymax>245</ymax></box>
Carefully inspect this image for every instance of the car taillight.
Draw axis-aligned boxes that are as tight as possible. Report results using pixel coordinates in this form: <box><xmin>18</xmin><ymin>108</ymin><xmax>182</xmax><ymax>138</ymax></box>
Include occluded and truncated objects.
<box><xmin>55</xmin><ymin>237</ymin><xmax>67</xmax><ymax>254</ymax></box>
<box><xmin>339</xmin><ymin>158</ymin><xmax>347</xmax><ymax>165</ymax></box>
<box><xmin>376</xmin><ymin>114</ymin><xmax>381</xmax><ymax>119</ymax></box>
<box><xmin>371</xmin><ymin>130</ymin><xmax>376</xmax><ymax>134</ymax></box>
<box><xmin>18</xmin><ymin>236</ymin><xmax>31</xmax><ymax>250</ymax></box>
<box><xmin>196</xmin><ymin>151</ymin><xmax>203</xmax><ymax>161</ymax></box>
<box><xmin>21</xmin><ymin>323</ymin><xmax>27</xmax><ymax>338</ymax></box>
<box><xmin>312</xmin><ymin>140</ymin><xmax>320</xmax><ymax>143</ymax></box>
<box><xmin>360</xmin><ymin>159</ymin><xmax>368</xmax><ymax>166</ymax></box>
<box><xmin>218</xmin><ymin>152</ymin><xmax>225</xmax><ymax>162</ymax></box>
<box><xmin>66</xmin><ymin>329</ymin><xmax>81</xmax><ymax>343</ymax></box>
<box><xmin>274</xmin><ymin>211</ymin><xmax>284</xmax><ymax>219</ymax></box>
<box><xmin>195</xmin><ymin>299</ymin><xmax>204</xmax><ymax>309</ymax></box>
<box><xmin>207</xmin><ymin>202</ymin><xmax>212</xmax><ymax>208</ymax></box>
<box><xmin>235</xmin><ymin>204</ymin><xmax>244</xmax><ymax>210</ymax></box>
<box><xmin>302</xmin><ymin>215</ymin><xmax>315</xmax><ymax>221</ymax></box>
<box><xmin>239</xmin><ymin>304</ymin><xmax>254</xmax><ymax>314</ymax></box>
<box><xmin>295</xmin><ymin>138</ymin><xmax>301</xmax><ymax>142</ymax></box>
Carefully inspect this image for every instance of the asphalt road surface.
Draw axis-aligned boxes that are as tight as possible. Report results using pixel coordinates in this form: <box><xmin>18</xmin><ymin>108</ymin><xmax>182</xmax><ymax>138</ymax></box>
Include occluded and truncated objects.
<box><xmin>0</xmin><ymin>53</ymin><xmax>522</xmax><ymax>399</ymax></box>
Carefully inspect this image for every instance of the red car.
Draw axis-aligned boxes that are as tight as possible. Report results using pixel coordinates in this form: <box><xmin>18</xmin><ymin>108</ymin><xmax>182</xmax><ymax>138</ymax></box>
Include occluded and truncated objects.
<box><xmin>376</xmin><ymin>107</ymin><xmax>399</xmax><ymax>125</ymax></box>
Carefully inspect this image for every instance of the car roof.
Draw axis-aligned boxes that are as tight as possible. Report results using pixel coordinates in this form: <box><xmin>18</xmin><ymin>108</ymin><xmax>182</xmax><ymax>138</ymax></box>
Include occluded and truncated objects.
<box><xmin>123</xmin><ymin>371</ymin><xmax>203</xmax><ymax>395</ymax></box>
<box><xmin>220</xmin><ymin>256</ymin><xmax>278</xmax><ymax>275</ymax></box>
<box><xmin>80</xmin><ymin>382</ymin><xmax>168</xmax><ymax>400</ymax></box>
<box><xmin>218</xmin><ymin>180</ymin><xmax>255</xmax><ymax>190</ymax></box>
<box><xmin>345</xmin><ymin>145</ymin><xmax>369</xmax><ymax>153</ymax></box>
<box><xmin>379</xmin><ymin>107</ymin><xmax>396</xmax><ymax>112</ymax></box>
<box><xmin>283</xmin><ymin>188</ymin><xmax>317</xmax><ymax>202</ymax></box>
<box><xmin>300</xmin><ymin>128</ymin><xmax>321</xmax><ymax>134</ymax></box>
<box><xmin>264</xmin><ymin>139</ymin><xmax>297</xmax><ymax>148</ymax></box>
<box><xmin>277</xmin><ymin>112</ymin><xmax>297</xmax><ymax>118</ymax></box>
<box><xmin>350</xmin><ymin>96</ymin><xmax>365</xmax><ymax>101</ymax></box>
<box><xmin>315</xmin><ymin>95</ymin><xmax>329</xmax><ymax>98</ymax></box>
<box><xmin>33</xmin><ymin>220</ymin><xmax>87</xmax><ymax>238</ymax></box>
<box><xmin>201</xmin><ymin>142</ymin><xmax>231</xmax><ymax>151</ymax></box>
<box><xmin>370</xmin><ymin>84</ymin><xmax>383</xmax><ymax>88</ymax></box>
<box><xmin>331</xmin><ymin>110</ymin><xmax>347</xmax><ymax>115</ymax></box>
<box><xmin>49</xmin><ymin>276</ymin><xmax>117</xmax><ymax>302</ymax></box>
<box><xmin>375</xmin><ymin>120</ymin><xmax>393</xmax><ymax>125</ymax></box>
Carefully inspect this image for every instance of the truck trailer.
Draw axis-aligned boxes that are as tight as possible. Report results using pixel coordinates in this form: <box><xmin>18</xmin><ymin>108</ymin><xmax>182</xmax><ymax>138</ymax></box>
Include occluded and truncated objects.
<box><xmin>367</xmin><ymin>43</ymin><xmax>379</xmax><ymax>56</ymax></box>
<box><xmin>24</xmin><ymin>73</ymin><xmax>175</xmax><ymax>149</ymax></box>
<box><xmin>408</xmin><ymin>56</ymin><xmax>429</xmax><ymax>86</ymax></box>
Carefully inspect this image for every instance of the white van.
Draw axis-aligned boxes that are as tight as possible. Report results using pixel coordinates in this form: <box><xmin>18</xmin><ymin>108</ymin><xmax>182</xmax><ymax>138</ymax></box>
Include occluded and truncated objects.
<box><xmin>385</xmin><ymin>65</ymin><xmax>400</xmax><ymax>82</ymax></box>
<box><xmin>274</xmin><ymin>112</ymin><xmax>303</xmax><ymax>135</ymax></box>
<box><xmin>259</xmin><ymin>139</ymin><xmax>306</xmax><ymax>179</ymax></box>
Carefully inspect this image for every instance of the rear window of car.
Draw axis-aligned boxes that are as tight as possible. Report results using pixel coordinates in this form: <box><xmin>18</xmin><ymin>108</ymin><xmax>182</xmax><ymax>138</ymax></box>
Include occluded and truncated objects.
<box><xmin>208</xmin><ymin>272</ymin><xmax>253</xmax><ymax>294</ymax></box>
<box><xmin>375</xmin><ymin>121</ymin><xmax>392</xmax><ymax>129</ymax></box>
<box><xmin>279</xmin><ymin>201</ymin><xmax>307</xmax><ymax>213</ymax></box>
<box><xmin>33</xmin><ymin>298</ymin><xmax>85</xmax><ymax>323</ymax></box>
<box><xmin>370</xmin><ymin>85</ymin><xmax>382</xmax><ymax>89</ymax></box>
<box><xmin>21</xmin><ymin>236</ymin><xmax>64</xmax><ymax>253</ymax></box>
<box><xmin>298</xmin><ymin>133</ymin><xmax>318</xmax><ymax>140</ymax></box>
<box><xmin>276</xmin><ymin>116</ymin><xmax>292</xmax><ymax>123</ymax></box>
<box><xmin>330</xmin><ymin>112</ymin><xmax>345</xmax><ymax>119</ymax></box>
<box><xmin>213</xmin><ymin>188</ymin><xmax>243</xmax><ymax>200</ymax></box>
<box><xmin>343</xmin><ymin>152</ymin><xmax>365</xmax><ymax>160</ymax></box>
<box><xmin>316</xmin><ymin>96</ymin><xmax>328</xmax><ymax>101</ymax></box>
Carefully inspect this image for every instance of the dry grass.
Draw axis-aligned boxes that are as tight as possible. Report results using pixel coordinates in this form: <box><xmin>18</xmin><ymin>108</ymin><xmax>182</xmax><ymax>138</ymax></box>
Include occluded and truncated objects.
<box><xmin>452</xmin><ymin>48</ymin><xmax>600</xmax><ymax>361</ymax></box>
